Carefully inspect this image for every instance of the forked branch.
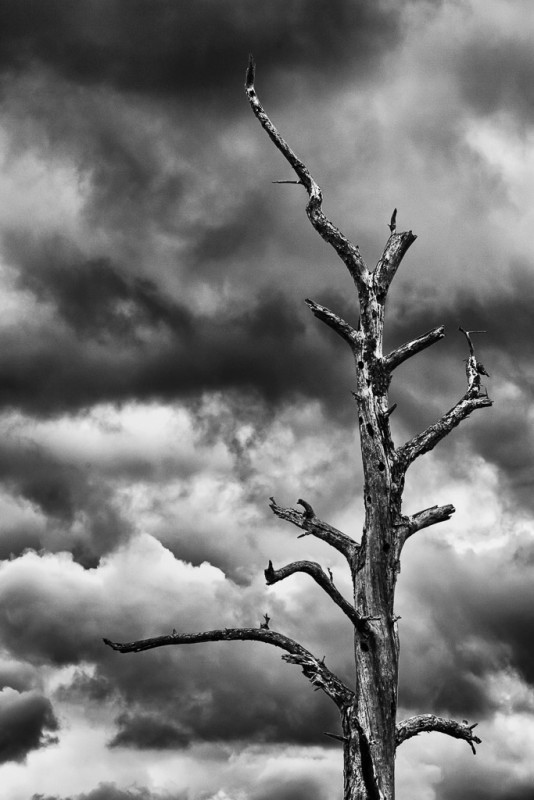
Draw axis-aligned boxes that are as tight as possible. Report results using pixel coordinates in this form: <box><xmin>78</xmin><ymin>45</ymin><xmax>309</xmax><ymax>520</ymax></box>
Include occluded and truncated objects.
<box><xmin>265</xmin><ymin>559</ymin><xmax>367</xmax><ymax>630</ymax></box>
<box><xmin>373</xmin><ymin>231</ymin><xmax>417</xmax><ymax>296</ymax></box>
<box><xmin>269</xmin><ymin>497</ymin><xmax>358</xmax><ymax>564</ymax></box>
<box><xmin>103</xmin><ymin>628</ymin><xmax>353</xmax><ymax>709</ymax></box>
<box><xmin>396</xmin><ymin>714</ymin><xmax>481</xmax><ymax>754</ymax></box>
<box><xmin>384</xmin><ymin>326</ymin><xmax>445</xmax><ymax>372</ymax></box>
<box><xmin>245</xmin><ymin>55</ymin><xmax>369</xmax><ymax>291</ymax></box>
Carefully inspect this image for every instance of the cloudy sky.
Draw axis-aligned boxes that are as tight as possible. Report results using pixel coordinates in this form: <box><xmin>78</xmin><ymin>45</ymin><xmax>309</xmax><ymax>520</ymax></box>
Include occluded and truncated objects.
<box><xmin>0</xmin><ymin>1</ymin><xmax>533</xmax><ymax>798</ymax></box>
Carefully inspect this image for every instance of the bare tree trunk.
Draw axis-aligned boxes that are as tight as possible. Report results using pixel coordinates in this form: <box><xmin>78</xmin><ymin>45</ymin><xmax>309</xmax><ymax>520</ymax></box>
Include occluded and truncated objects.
<box><xmin>349</xmin><ymin>623</ymin><xmax>398</xmax><ymax>799</ymax></box>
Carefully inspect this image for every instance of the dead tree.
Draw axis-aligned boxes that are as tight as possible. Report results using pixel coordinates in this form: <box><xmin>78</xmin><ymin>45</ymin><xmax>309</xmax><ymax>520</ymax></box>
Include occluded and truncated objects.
<box><xmin>104</xmin><ymin>57</ymin><xmax>492</xmax><ymax>800</ymax></box>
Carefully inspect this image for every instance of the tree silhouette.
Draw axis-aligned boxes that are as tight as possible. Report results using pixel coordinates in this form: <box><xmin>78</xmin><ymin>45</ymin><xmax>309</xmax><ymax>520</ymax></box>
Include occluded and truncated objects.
<box><xmin>104</xmin><ymin>57</ymin><xmax>492</xmax><ymax>800</ymax></box>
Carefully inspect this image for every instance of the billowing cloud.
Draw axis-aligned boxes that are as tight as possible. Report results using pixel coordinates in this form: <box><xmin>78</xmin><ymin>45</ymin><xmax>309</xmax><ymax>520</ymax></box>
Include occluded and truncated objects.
<box><xmin>0</xmin><ymin>535</ymin><xmax>346</xmax><ymax>751</ymax></box>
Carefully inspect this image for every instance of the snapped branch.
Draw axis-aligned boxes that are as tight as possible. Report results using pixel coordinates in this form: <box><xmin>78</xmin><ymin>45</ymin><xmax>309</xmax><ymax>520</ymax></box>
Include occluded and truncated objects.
<box><xmin>399</xmin><ymin>504</ymin><xmax>456</xmax><ymax>543</ymax></box>
<box><xmin>396</xmin><ymin>714</ymin><xmax>481</xmax><ymax>754</ymax></box>
<box><xmin>265</xmin><ymin>559</ymin><xmax>368</xmax><ymax>631</ymax></box>
<box><xmin>269</xmin><ymin>497</ymin><xmax>359</xmax><ymax>564</ymax></box>
<box><xmin>305</xmin><ymin>299</ymin><xmax>360</xmax><ymax>348</ymax></box>
<box><xmin>384</xmin><ymin>326</ymin><xmax>445</xmax><ymax>372</ymax></box>
<box><xmin>103</xmin><ymin>627</ymin><xmax>353</xmax><ymax>709</ymax></box>
<box><xmin>245</xmin><ymin>55</ymin><xmax>369</xmax><ymax>291</ymax></box>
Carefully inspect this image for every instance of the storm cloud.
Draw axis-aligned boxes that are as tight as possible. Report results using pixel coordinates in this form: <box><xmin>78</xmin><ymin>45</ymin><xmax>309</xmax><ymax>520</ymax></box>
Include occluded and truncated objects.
<box><xmin>0</xmin><ymin>1</ymin><xmax>401</xmax><ymax>99</ymax></box>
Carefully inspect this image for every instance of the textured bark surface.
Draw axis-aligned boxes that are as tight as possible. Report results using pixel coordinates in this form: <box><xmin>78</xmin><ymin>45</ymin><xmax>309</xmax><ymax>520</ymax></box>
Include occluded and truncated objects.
<box><xmin>104</xmin><ymin>57</ymin><xmax>494</xmax><ymax>800</ymax></box>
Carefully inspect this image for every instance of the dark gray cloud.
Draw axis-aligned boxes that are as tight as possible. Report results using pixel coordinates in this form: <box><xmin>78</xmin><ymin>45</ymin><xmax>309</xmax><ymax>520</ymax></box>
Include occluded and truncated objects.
<box><xmin>398</xmin><ymin>539</ymin><xmax>534</xmax><ymax>718</ymax></box>
<box><xmin>0</xmin><ymin>0</ymin><xmax>401</xmax><ymax>102</ymax></box>
<box><xmin>7</xmin><ymin>222</ymin><xmax>529</xmax><ymax>470</ymax></box>
<box><xmin>437</xmin><ymin>765</ymin><xmax>534</xmax><ymax>800</ymax></box>
<box><xmin>0</xmin><ymin>232</ymin><xmax>356</xmax><ymax>419</ymax></box>
<box><xmin>0</xmin><ymin>657</ymin><xmax>41</xmax><ymax>693</ymax></box>
<box><xmin>457</xmin><ymin>35</ymin><xmax>534</xmax><ymax>125</ymax></box>
<box><xmin>0</xmin><ymin>435</ymin><xmax>131</xmax><ymax>567</ymax></box>
<box><xmin>108</xmin><ymin>711</ymin><xmax>190</xmax><ymax>750</ymax></box>
<box><xmin>102</xmin><ymin>645</ymin><xmax>340</xmax><ymax>749</ymax></box>
<box><xmin>399</xmin><ymin>631</ymin><xmax>499</xmax><ymax>719</ymax></box>
<box><xmin>0</xmin><ymin>689</ymin><xmax>58</xmax><ymax>763</ymax></box>
<box><xmin>5</xmin><ymin>232</ymin><xmax>193</xmax><ymax>343</ymax></box>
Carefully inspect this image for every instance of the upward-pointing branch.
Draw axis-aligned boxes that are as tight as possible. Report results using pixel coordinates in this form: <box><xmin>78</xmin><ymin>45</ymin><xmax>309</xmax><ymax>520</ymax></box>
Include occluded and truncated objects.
<box><xmin>245</xmin><ymin>55</ymin><xmax>369</xmax><ymax>293</ymax></box>
<box><xmin>104</xmin><ymin>627</ymin><xmax>353</xmax><ymax>710</ymax></box>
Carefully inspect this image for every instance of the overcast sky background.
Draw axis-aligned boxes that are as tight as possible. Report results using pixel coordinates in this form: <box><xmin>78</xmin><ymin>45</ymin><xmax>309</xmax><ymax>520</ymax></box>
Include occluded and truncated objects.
<box><xmin>0</xmin><ymin>1</ymin><xmax>533</xmax><ymax>799</ymax></box>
